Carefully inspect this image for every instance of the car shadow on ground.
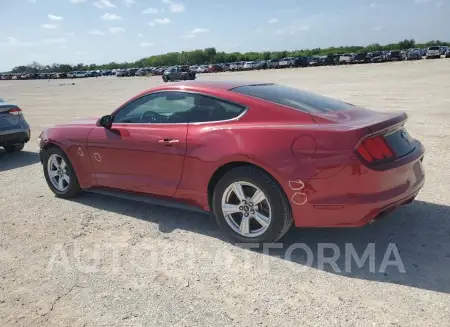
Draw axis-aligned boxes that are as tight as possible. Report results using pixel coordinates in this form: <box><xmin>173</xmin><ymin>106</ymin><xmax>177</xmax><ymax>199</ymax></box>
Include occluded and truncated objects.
<box><xmin>0</xmin><ymin>150</ymin><xmax>40</xmax><ymax>171</ymax></box>
<box><xmin>72</xmin><ymin>193</ymin><xmax>450</xmax><ymax>294</ymax></box>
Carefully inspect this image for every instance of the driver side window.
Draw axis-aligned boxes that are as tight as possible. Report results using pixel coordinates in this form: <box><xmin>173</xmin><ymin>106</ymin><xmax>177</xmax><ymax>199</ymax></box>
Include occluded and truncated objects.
<box><xmin>113</xmin><ymin>92</ymin><xmax>199</xmax><ymax>124</ymax></box>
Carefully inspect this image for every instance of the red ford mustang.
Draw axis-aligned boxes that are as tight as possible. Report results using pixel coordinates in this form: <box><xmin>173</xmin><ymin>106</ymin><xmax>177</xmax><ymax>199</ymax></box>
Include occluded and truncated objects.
<box><xmin>38</xmin><ymin>81</ymin><xmax>425</xmax><ymax>243</ymax></box>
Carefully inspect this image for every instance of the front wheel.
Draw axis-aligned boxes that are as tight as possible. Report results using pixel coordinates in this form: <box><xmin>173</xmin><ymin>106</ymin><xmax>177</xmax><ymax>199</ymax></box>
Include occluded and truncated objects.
<box><xmin>162</xmin><ymin>75</ymin><xmax>169</xmax><ymax>82</ymax></box>
<box><xmin>212</xmin><ymin>166</ymin><xmax>292</xmax><ymax>243</ymax></box>
<box><xmin>42</xmin><ymin>146</ymin><xmax>82</xmax><ymax>198</ymax></box>
<box><xmin>3</xmin><ymin>143</ymin><xmax>25</xmax><ymax>153</ymax></box>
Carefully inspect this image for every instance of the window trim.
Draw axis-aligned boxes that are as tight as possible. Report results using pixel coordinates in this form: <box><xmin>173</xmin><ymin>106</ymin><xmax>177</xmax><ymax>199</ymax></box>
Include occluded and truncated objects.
<box><xmin>110</xmin><ymin>90</ymin><xmax>249</xmax><ymax>125</ymax></box>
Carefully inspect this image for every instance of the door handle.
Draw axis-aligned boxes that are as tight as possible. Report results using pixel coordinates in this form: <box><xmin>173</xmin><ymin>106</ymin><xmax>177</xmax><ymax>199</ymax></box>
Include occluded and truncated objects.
<box><xmin>158</xmin><ymin>139</ymin><xmax>179</xmax><ymax>145</ymax></box>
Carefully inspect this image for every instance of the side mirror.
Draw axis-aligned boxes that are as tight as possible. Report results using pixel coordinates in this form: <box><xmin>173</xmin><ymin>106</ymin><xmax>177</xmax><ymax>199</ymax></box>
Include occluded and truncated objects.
<box><xmin>98</xmin><ymin>115</ymin><xmax>113</xmax><ymax>129</ymax></box>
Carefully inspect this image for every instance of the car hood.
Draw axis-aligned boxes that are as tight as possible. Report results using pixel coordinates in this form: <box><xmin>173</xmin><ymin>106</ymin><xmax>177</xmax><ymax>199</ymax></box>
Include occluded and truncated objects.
<box><xmin>65</xmin><ymin>116</ymin><xmax>99</xmax><ymax>125</ymax></box>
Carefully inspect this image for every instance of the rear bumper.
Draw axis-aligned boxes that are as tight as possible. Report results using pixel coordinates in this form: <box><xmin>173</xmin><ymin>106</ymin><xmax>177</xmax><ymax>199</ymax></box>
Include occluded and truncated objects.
<box><xmin>289</xmin><ymin>142</ymin><xmax>425</xmax><ymax>227</ymax></box>
<box><xmin>0</xmin><ymin>131</ymin><xmax>30</xmax><ymax>145</ymax></box>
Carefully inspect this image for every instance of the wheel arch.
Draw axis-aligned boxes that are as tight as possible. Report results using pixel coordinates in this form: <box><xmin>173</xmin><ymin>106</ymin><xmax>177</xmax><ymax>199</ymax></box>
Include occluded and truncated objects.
<box><xmin>207</xmin><ymin>161</ymin><xmax>291</xmax><ymax>213</ymax></box>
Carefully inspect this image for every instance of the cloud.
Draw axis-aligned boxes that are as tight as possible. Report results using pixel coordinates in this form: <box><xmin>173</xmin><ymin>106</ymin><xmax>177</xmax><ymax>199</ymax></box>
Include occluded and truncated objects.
<box><xmin>268</xmin><ymin>18</ymin><xmax>278</xmax><ymax>24</ymax></box>
<box><xmin>169</xmin><ymin>3</ymin><xmax>185</xmax><ymax>12</ymax></box>
<box><xmin>41</xmin><ymin>24</ymin><xmax>57</xmax><ymax>29</ymax></box>
<box><xmin>101</xmin><ymin>13</ymin><xmax>122</xmax><ymax>20</ymax></box>
<box><xmin>137</xmin><ymin>33</ymin><xmax>144</xmax><ymax>37</ymax></box>
<box><xmin>109</xmin><ymin>27</ymin><xmax>125</xmax><ymax>34</ymax></box>
<box><xmin>28</xmin><ymin>0</ymin><xmax>37</xmax><ymax>2</ymax></box>
<box><xmin>414</xmin><ymin>0</ymin><xmax>432</xmax><ymax>2</ymax></box>
<box><xmin>69</xmin><ymin>0</ymin><xmax>88</xmax><ymax>3</ymax></box>
<box><xmin>94</xmin><ymin>0</ymin><xmax>116</xmax><ymax>9</ymax></box>
<box><xmin>140</xmin><ymin>41</ymin><xmax>154</xmax><ymax>47</ymax></box>
<box><xmin>142</xmin><ymin>7</ymin><xmax>159</xmax><ymax>14</ymax></box>
<box><xmin>162</xmin><ymin>0</ymin><xmax>185</xmax><ymax>13</ymax></box>
<box><xmin>148</xmin><ymin>18</ymin><xmax>171</xmax><ymax>26</ymax></box>
<box><xmin>64</xmin><ymin>32</ymin><xmax>76</xmax><ymax>36</ymax></box>
<box><xmin>88</xmin><ymin>29</ymin><xmax>105</xmax><ymax>35</ymax></box>
<box><xmin>122</xmin><ymin>0</ymin><xmax>135</xmax><ymax>6</ymax></box>
<box><xmin>369</xmin><ymin>3</ymin><xmax>381</xmax><ymax>8</ymax></box>
<box><xmin>183</xmin><ymin>27</ymin><xmax>209</xmax><ymax>39</ymax></box>
<box><xmin>373</xmin><ymin>25</ymin><xmax>383</xmax><ymax>31</ymax></box>
<box><xmin>48</xmin><ymin>14</ymin><xmax>63</xmax><ymax>20</ymax></box>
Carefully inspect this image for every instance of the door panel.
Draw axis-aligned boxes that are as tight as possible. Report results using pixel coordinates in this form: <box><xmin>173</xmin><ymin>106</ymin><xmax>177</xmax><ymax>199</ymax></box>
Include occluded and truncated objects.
<box><xmin>87</xmin><ymin>123</ymin><xmax>188</xmax><ymax>197</ymax></box>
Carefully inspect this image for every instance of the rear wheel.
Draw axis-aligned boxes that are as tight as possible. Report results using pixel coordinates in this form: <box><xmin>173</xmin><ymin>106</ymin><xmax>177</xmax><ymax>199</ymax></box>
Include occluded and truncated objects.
<box><xmin>42</xmin><ymin>147</ymin><xmax>82</xmax><ymax>198</ymax></box>
<box><xmin>212</xmin><ymin>166</ymin><xmax>292</xmax><ymax>243</ymax></box>
<box><xmin>3</xmin><ymin>143</ymin><xmax>25</xmax><ymax>153</ymax></box>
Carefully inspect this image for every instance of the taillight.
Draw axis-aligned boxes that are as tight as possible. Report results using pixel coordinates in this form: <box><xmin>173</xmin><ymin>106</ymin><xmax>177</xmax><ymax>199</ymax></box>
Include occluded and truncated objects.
<box><xmin>356</xmin><ymin>135</ymin><xmax>393</xmax><ymax>163</ymax></box>
<box><xmin>8</xmin><ymin>107</ymin><xmax>22</xmax><ymax>115</ymax></box>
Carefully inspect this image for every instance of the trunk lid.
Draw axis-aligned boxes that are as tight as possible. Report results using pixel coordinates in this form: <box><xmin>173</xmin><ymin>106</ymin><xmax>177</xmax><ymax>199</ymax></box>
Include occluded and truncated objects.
<box><xmin>310</xmin><ymin>107</ymin><xmax>415</xmax><ymax>161</ymax></box>
<box><xmin>0</xmin><ymin>103</ymin><xmax>20</xmax><ymax>130</ymax></box>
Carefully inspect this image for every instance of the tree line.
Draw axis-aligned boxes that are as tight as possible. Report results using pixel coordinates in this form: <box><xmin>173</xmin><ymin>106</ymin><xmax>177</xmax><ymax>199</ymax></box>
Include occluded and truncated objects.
<box><xmin>7</xmin><ymin>39</ymin><xmax>449</xmax><ymax>74</ymax></box>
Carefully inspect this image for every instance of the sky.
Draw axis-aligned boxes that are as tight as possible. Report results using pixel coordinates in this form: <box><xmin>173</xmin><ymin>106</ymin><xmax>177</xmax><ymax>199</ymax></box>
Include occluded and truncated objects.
<box><xmin>0</xmin><ymin>0</ymin><xmax>448</xmax><ymax>71</ymax></box>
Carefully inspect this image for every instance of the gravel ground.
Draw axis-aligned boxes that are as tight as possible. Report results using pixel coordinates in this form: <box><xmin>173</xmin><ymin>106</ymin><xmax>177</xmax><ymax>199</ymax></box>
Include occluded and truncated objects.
<box><xmin>1</xmin><ymin>60</ymin><xmax>450</xmax><ymax>327</ymax></box>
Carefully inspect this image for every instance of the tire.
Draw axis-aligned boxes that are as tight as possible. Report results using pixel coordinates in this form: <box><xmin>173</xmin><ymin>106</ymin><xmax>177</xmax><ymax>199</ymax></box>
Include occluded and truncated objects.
<box><xmin>162</xmin><ymin>76</ymin><xmax>168</xmax><ymax>82</ymax></box>
<box><xmin>42</xmin><ymin>146</ymin><xmax>82</xmax><ymax>198</ymax></box>
<box><xmin>3</xmin><ymin>143</ymin><xmax>25</xmax><ymax>153</ymax></box>
<box><xmin>212</xmin><ymin>166</ymin><xmax>292</xmax><ymax>244</ymax></box>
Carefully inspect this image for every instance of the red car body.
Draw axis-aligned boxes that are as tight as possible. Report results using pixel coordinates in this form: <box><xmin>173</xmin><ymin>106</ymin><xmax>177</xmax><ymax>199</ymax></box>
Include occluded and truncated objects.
<box><xmin>39</xmin><ymin>81</ymin><xmax>425</xmax><ymax>233</ymax></box>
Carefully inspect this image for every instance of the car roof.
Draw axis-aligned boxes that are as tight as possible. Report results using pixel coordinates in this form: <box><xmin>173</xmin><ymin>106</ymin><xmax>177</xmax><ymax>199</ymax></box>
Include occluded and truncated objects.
<box><xmin>156</xmin><ymin>80</ymin><xmax>272</xmax><ymax>91</ymax></box>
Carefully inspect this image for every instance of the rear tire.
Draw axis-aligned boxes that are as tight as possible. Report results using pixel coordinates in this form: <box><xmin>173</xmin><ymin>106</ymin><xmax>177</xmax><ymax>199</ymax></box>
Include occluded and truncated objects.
<box><xmin>42</xmin><ymin>146</ymin><xmax>83</xmax><ymax>198</ymax></box>
<box><xmin>3</xmin><ymin>143</ymin><xmax>25</xmax><ymax>153</ymax></box>
<box><xmin>212</xmin><ymin>166</ymin><xmax>292</xmax><ymax>244</ymax></box>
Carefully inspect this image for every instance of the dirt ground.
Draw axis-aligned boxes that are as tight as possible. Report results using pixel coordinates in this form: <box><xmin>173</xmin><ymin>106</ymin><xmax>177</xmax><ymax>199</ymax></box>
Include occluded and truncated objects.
<box><xmin>1</xmin><ymin>60</ymin><xmax>450</xmax><ymax>327</ymax></box>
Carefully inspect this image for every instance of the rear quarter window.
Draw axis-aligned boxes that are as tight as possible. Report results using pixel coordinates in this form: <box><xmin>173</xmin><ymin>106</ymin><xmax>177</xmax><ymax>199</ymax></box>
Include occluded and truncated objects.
<box><xmin>231</xmin><ymin>84</ymin><xmax>354</xmax><ymax>113</ymax></box>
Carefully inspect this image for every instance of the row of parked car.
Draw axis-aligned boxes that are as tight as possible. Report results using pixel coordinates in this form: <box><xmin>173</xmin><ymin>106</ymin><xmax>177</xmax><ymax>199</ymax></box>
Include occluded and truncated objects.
<box><xmin>1</xmin><ymin>46</ymin><xmax>449</xmax><ymax>81</ymax></box>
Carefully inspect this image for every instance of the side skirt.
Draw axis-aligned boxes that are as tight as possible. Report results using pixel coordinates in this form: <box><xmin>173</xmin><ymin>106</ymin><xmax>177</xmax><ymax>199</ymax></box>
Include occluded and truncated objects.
<box><xmin>86</xmin><ymin>188</ymin><xmax>210</xmax><ymax>215</ymax></box>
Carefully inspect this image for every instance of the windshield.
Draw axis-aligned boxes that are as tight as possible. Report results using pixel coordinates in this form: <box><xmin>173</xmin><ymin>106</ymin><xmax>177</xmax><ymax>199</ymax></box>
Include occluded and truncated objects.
<box><xmin>428</xmin><ymin>46</ymin><xmax>440</xmax><ymax>50</ymax></box>
<box><xmin>232</xmin><ymin>84</ymin><xmax>354</xmax><ymax>113</ymax></box>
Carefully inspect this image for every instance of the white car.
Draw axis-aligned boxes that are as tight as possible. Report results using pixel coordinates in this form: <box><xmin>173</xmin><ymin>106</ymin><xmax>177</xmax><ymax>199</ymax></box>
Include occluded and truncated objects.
<box><xmin>196</xmin><ymin>65</ymin><xmax>208</xmax><ymax>73</ymax></box>
<box><xmin>426</xmin><ymin>46</ymin><xmax>441</xmax><ymax>59</ymax></box>
<box><xmin>243</xmin><ymin>62</ymin><xmax>254</xmax><ymax>70</ymax></box>
<box><xmin>70</xmin><ymin>71</ymin><xmax>88</xmax><ymax>78</ymax></box>
<box><xmin>278</xmin><ymin>57</ymin><xmax>295</xmax><ymax>68</ymax></box>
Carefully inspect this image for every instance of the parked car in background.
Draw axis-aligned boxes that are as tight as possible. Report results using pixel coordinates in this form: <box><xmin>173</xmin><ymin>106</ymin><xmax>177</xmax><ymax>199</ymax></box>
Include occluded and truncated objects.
<box><xmin>445</xmin><ymin>48</ymin><xmax>450</xmax><ymax>58</ymax></box>
<box><xmin>353</xmin><ymin>52</ymin><xmax>370</xmax><ymax>64</ymax></box>
<box><xmin>196</xmin><ymin>65</ymin><xmax>208</xmax><ymax>73</ymax></box>
<box><xmin>370</xmin><ymin>51</ymin><xmax>386</xmax><ymax>63</ymax></box>
<box><xmin>242</xmin><ymin>62</ymin><xmax>255</xmax><ymax>70</ymax></box>
<box><xmin>0</xmin><ymin>98</ymin><xmax>30</xmax><ymax>152</ymax></box>
<box><xmin>38</xmin><ymin>80</ymin><xmax>425</xmax><ymax>243</ymax></box>
<box><xmin>339</xmin><ymin>53</ymin><xmax>354</xmax><ymax>65</ymax></box>
<box><xmin>254</xmin><ymin>61</ymin><xmax>267</xmax><ymax>70</ymax></box>
<box><xmin>386</xmin><ymin>50</ymin><xmax>403</xmax><ymax>61</ymax></box>
<box><xmin>439</xmin><ymin>46</ymin><xmax>448</xmax><ymax>56</ymax></box>
<box><xmin>426</xmin><ymin>46</ymin><xmax>441</xmax><ymax>59</ymax></box>
<box><xmin>278</xmin><ymin>57</ymin><xmax>296</xmax><ymax>68</ymax></box>
<box><xmin>309</xmin><ymin>56</ymin><xmax>321</xmax><ymax>66</ymax></box>
<box><xmin>295</xmin><ymin>56</ymin><xmax>310</xmax><ymax>67</ymax></box>
<box><xmin>162</xmin><ymin>65</ymin><xmax>196</xmax><ymax>82</ymax></box>
<box><xmin>208</xmin><ymin>64</ymin><xmax>223</xmax><ymax>73</ymax></box>
<box><xmin>70</xmin><ymin>71</ymin><xmax>88</xmax><ymax>78</ymax></box>
<box><xmin>406</xmin><ymin>49</ymin><xmax>423</xmax><ymax>60</ymax></box>
<box><xmin>266</xmin><ymin>59</ymin><xmax>279</xmax><ymax>69</ymax></box>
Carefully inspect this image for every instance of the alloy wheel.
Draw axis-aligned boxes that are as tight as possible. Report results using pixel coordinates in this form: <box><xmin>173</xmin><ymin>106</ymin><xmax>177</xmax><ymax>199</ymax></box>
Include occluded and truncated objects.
<box><xmin>47</xmin><ymin>153</ymin><xmax>70</xmax><ymax>192</ymax></box>
<box><xmin>221</xmin><ymin>181</ymin><xmax>272</xmax><ymax>238</ymax></box>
